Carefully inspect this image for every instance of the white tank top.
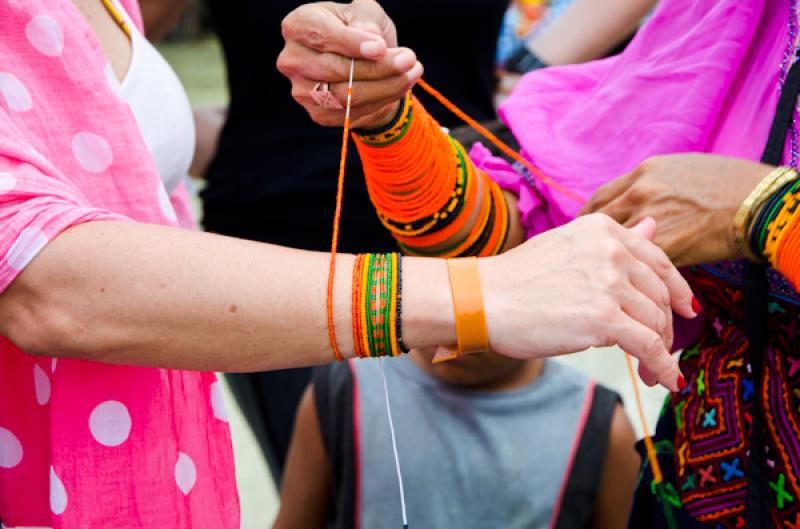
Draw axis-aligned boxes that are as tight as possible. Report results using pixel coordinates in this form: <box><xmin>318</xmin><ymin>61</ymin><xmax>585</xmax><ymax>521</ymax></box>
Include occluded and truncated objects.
<box><xmin>109</xmin><ymin>4</ymin><xmax>195</xmax><ymax>193</ymax></box>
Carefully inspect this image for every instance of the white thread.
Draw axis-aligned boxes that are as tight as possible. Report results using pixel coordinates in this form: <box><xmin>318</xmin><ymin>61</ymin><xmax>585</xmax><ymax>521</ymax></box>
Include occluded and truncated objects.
<box><xmin>378</xmin><ymin>358</ymin><xmax>409</xmax><ymax>528</ymax></box>
<box><xmin>344</xmin><ymin>56</ymin><xmax>407</xmax><ymax>528</ymax></box>
<box><xmin>345</xmin><ymin>59</ymin><xmax>355</xmax><ymax>121</ymax></box>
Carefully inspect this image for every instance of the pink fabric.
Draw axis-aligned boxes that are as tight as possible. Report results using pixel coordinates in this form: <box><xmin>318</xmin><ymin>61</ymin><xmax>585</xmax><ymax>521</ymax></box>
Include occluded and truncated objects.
<box><xmin>476</xmin><ymin>0</ymin><xmax>784</xmax><ymax>237</ymax></box>
<box><xmin>0</xmin><ymin>2</ymin><xmax>238</xmax><ymax>527</ymax></box>
<box><xmin>473</xmin><ymin>0</ymin><xmax>786</xmax><ymax>349</ymax></box>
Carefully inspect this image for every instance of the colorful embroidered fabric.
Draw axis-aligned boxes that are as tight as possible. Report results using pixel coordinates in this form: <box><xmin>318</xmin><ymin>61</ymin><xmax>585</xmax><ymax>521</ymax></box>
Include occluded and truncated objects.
<box><xmin>628</xmin><ymin>265</ymin><xmax>800</xmax><ymax>528</ymax></box>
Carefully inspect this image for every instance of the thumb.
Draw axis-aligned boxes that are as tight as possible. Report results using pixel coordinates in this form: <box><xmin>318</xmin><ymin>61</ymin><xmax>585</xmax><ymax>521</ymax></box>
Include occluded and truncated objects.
<box><xmin>629</xmin><ymin>216</ymin><xmax>657</xmax><ymax>241</ymax></box>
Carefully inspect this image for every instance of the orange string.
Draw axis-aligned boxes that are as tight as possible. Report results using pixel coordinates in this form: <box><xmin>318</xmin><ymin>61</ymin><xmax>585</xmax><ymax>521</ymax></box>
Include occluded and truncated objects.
<box><xmin>416</xmin><ymin>79</ymin><xmax>585</xmax><ymax>205</ymax></box>
<box><xmin>625</xmin><ymin>352</ymin><xmax>664</xmax><ymax>483</ymax></box>
<box><xmin>327</xmin><ymin>60</ymin><xmax>356</xmax><ymax>362</ymax></box>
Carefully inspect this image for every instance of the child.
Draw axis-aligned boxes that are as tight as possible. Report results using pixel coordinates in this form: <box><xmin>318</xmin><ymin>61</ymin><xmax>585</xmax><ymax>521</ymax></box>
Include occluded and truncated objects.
<box><xmin>274</xmin><ymin>350</ymin><xmax>639</xmax><ymax>529</ymax></box>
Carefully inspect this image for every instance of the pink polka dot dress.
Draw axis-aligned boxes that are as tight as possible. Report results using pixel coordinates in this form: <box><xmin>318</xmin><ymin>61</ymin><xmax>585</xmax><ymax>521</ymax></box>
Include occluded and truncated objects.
<box><xmin>0</xmin><ymin>1</ymin><xmax>239</xmax><ymax>527</ymax></box>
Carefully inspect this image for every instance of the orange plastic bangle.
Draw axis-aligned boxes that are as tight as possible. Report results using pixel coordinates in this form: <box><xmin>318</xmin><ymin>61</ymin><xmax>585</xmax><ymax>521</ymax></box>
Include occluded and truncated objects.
<box><xmin>446</xmin><ymin>257</ymin><xmax>489</xmax><ymax>355</ymax></box>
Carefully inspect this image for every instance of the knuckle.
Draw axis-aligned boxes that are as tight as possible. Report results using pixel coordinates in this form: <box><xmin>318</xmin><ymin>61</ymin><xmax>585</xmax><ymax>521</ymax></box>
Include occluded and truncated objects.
<box><xmin>591</xmin><ymin>297</ymin><xmax>619</xmax><ymax>326</ymax></box>
<box><xmin>322</xmin><ymin>53</ymin><xmax>341</xmax><ymax>79</ymax></box>
<box><xmin>656</xmin><ymin>311</ymin><xmax>668</xmax><ymax>334</ymax></box>
<box><xmin>643</xmin><ymin>333</ymin><xmax>664</xmax><ymax>359</ymax></box>
<box><xmin>276</xmin><ymin>52</ymin><xmax>293</xmax><ymax>76</ymax></box>
<box><xmin>601</xmin><ymin>239</ymin><xmax>626</xmax><ymax>262</ymax></box>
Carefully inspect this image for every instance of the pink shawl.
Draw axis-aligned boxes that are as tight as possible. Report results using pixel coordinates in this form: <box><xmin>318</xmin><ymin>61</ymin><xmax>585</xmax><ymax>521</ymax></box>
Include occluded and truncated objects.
<box><xmin>475</xmin><ymin>0</ymin><xmax>785</xmax><ymax>234</ymax></box>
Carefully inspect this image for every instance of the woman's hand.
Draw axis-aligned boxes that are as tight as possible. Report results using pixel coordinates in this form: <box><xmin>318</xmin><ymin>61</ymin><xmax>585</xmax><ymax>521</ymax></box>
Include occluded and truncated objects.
<box><xmin>479</xmin><ymin>214</ymin><xmax>697</xmax><ymax>391</ymax></box>
<box><xmin>277</xmin><ymin>0</ymin><xmax>423</xmax><ymax>129</ymax></box>
<box><xmin>581</xmin><ymin>154</ymin><xmax>773</xmax><ymax>266</ymax></box>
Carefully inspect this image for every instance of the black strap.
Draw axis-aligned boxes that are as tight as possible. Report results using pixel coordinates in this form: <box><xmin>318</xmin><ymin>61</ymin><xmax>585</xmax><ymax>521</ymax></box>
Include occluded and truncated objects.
<box><xmin>312</xmin><ymin>364</ymin><xmax>358</xmax><ymax>529</ymax></box>
<box><xmin>553</xmin><ymin>385</ymin><xmax>621</xmax><ymax>529</ymax></box>
<box><xmin>743</xmin><ymin>50</ymin><xmax>800</xmax><ymax>527</ymax></box>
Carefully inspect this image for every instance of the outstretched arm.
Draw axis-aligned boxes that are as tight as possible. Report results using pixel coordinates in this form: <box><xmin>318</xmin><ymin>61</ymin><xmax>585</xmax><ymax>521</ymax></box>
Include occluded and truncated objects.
<box><xmin>0</xmin><ymin>213</ymin><xmax>693</xmax><ymax>389</ymax></box>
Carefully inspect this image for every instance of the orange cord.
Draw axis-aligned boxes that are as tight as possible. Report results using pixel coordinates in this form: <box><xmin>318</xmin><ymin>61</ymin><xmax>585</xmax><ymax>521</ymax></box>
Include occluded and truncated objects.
<box><xmin>625</xmin><ymin>352</ymin><xmax>664</xmax><ymax>483</ymax></box>
<box><xmin>327</xmin><ymin>60</ymin><xmax>356</xmax><ymax>362</ymax></box>
<box><xmin>416</xmin><ymin>79</ymin><xmax>585</xmax><ymax>205</ymax></box>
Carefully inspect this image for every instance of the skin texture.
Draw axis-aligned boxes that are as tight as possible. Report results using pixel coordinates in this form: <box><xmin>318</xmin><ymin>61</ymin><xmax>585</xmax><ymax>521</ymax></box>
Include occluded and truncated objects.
<box><xmin>581</xmin><ymin>154</ymin><xmax>774</xmax><ymax>267</ymax></box>
<box><xmin>138</xmin><ymin>0</ymin><xmax>188</xmax><ymax>41</ymax></box>
<box><xmin>274</xmin><ymin>361</ymin><xmax>639</xmax><ymax>529</ymax></box>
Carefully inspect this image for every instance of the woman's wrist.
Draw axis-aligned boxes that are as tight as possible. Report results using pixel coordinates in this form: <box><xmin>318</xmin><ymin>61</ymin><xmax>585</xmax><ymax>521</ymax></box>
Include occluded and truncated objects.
<box><xmin>357</xmin><ymin>95</ymin><xmax>407</xmax><ymax>134</ymax></box>
<box><xmin>400</xmin><ymin>257</ymin><xmax>456</xmax><ymax>350</ymax></box>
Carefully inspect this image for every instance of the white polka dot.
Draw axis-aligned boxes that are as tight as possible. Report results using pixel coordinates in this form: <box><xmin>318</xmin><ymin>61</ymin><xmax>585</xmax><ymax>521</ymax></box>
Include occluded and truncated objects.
<box><xmin>0</xmin><ymin>172</ymin><xmax>16</xmax><ymax>193</ymax></box>
<box><xmin>72</xmin><ymin>132</ymin><xmax>113</xmax><ymax>173</ymax></box>
<box><xmin>0</xmin><ymin>428</ymin><xmax>23</xmax><ymax>468</ymax></box>
<box><xmin>88</xmin><ymin>400</ymin><xmax>131</xmax><ymax>447</ymax></box>
<box><xmin>49</xmin><ymin>466</ymin><xmax>67</xmax><ymax>515</ymax></box>
<box><xmin>175</xmin><ymin>452</ymin><xmax>197</xmax><ymax>495</ymax></box>
<box><xmin>210</xmin><ymin>381</ymin><xmax>229</xmax><ymax>423</ymax></box>
<box><xmin>157</xmin><ymin>184</ymin><xmax>177</xmax><ymax>222</ymax></box>
<box><xmin>33</xmin><ymin>364</ymin><xmax>50</xmax><ymax>406</ymax></box>
<box><xmin>25</xmin><ymin>15</ymin><xmax>64</xmax><ymax>57</ymax></box>
<box><xmin>104</xmin><ymin>63</ymin><xmax>122</xmax><ymax>98</ymax></box>
<box><xmin>0</xmin><ymin>73</ymin><xmax>32</xmax><ymax>113</ymax></box>
<box><xmin>6</xmin><ymin>227</ymin><xmax>48</xmax><ymax>271</ymax></box>
<box><xmin>51</xmin><ymin>357</ymin><xmax>57</xmax><ymax>373</ymax></box>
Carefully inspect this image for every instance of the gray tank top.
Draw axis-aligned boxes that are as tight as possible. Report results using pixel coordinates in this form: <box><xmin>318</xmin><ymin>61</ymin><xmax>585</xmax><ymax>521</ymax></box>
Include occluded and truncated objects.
<box><xmin>313</xmin><ymin>358</ymin><xmax>619</xmax><ymax>529</ymax></box>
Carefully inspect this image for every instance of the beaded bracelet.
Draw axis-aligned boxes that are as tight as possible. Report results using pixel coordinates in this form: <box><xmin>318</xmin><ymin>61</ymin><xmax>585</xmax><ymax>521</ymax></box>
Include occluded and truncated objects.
<box><xmin>356</xmin><ymin>95</ymin><xmax>511</xmax><ymax>259</ymax></box>
<box><xmin>748</xmin><ymin>180</ymin><xmax>797</xmax><ymax>255</ymax></box>
<box><xmin>349</xmin><ymin>253</ymin><xmax>409</xmax><ymax>359</ymax></box>
<box><xmin>734</xmin><ymin>166</ymin><xmax>798</xmax><ymax>262</ymax></box>
<box><xmin>764</xmin><ymin>183</ymin><xmax>800</xmax><ymax>261</ymax></box>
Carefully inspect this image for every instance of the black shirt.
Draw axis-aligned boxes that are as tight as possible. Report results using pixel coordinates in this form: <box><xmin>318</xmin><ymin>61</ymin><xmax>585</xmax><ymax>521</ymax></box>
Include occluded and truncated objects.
<box><xmin>202</xmin><ymin>0</ymin><xmax>507</xmax><ymax>252</ymax></box>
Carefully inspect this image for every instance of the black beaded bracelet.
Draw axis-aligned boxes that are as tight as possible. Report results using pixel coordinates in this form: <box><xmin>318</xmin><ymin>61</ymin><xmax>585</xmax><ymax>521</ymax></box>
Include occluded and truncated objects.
<box><xmin>395</xmin><ymin>254</ymin><xmax>411</xmax><ymax>355</ymax></box>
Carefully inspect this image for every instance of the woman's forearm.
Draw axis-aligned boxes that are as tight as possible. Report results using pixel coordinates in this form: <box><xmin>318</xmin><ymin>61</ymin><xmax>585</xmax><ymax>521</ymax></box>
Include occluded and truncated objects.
<box><xmin>530</xmin><ymin>0</ymin><xmax>656</xmax><ymax>65</ymax></box>
<box><xmin>0</xmin><ymin>221</ymin><xmax>454</xmax><ymax>371</ymax></box>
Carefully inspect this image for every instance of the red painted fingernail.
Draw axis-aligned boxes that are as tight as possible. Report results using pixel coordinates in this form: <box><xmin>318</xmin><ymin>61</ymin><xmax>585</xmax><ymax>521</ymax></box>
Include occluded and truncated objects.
<box><xmin>692</xmin><ymin>296</ymin><xmax>702</xmax><ymax>315</ymax></box>
<box><xmin>677</xmin><ymin>374</ymin><xmax>688</xmax><ymax>391</ymax></box>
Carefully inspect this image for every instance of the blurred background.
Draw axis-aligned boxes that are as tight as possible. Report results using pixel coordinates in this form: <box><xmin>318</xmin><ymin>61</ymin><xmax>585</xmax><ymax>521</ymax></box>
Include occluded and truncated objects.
<box><xmin>157</xmin><ymin>2</ymin><xmax>666</xmax><ymax>527</ymax></box>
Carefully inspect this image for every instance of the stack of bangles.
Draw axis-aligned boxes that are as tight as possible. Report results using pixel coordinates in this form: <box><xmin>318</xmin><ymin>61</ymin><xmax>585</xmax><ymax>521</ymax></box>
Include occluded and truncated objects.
<box><xmin>347</xmin><ymin>253</ymin><xmax>490</xmax><ymax>362</ymax></box>
<box><xmin>351</xmin><ymin>253</ymin><xmax>410</xmax><ymax>358</ymax></box>
<box><xmin>354</xmin><ymin>92</ymin><xmax>511</xmax><ymax>258</ymax></box>
<box><xmin>735</xmin><ymin>166</ymin><xmax>800</xmax><ymax>281</ymax></box>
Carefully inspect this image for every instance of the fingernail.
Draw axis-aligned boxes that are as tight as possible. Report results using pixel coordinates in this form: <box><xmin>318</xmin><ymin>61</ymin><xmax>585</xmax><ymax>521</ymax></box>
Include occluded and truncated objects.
<box><xmin>405</xmin><ymin>62</ymin><xmax>423</xmax><ymax>82</ymax></box>
<box><xmin>393</xmin><ymin>50</ymin><xmax>415</xmax><ymax>70</ymax></box>
<box><xmin>677</xmin><ymin>374</ymin><xmax>688</xmax><ymax>392</ymax></box>
<box><xmin>692</xmin><ymin>296</ymin><xmax>702</xmax><ymax>315</ymax></box>
<box><xmin>360</xmin><ymin>40</ymin><xmax>383</xmax><ymax>58</ymax></box>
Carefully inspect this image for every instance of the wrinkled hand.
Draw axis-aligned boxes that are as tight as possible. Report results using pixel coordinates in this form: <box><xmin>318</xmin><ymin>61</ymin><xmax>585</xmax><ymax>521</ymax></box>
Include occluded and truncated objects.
<box><xmin>480</xmin><ymin>214</ymin><xmax>697</xmax><ymax>391</ymax></box>
<box><xmin>278</xmin><ymin>0</ymin><xmax>423</xmax><ymax>129</ymax></box>
<box><xmin>581</xmin><ymin>154</ymin><xmax>773</xmax><ymax>267</ymax></box>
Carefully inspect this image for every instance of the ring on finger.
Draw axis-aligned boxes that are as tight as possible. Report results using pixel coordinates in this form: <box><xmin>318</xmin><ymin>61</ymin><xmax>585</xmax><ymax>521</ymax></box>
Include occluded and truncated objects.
<box><xmin>310</xmin><ymin>81</ymin><xmax>344</xmax><ymax>110</ymax></box>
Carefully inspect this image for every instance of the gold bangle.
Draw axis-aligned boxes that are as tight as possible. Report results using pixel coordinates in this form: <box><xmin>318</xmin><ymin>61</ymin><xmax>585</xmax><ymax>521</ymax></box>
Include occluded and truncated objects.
<box><xmin>733</xmin><ymin>166</ymin><xmax>798</xmax><ymax>262</ymax></box>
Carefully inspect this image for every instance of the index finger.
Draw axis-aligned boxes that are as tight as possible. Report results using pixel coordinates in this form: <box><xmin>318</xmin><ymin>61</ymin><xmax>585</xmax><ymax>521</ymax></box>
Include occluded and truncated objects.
<box><xmin>623</xmin><ymin>218</ymin><xmax>697</xmax><ymax>320</ymax></box>
<box><xmin>282</xmin><ymin>2</ymin><xmax>389</xmax><ymax>60</ymax></box>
